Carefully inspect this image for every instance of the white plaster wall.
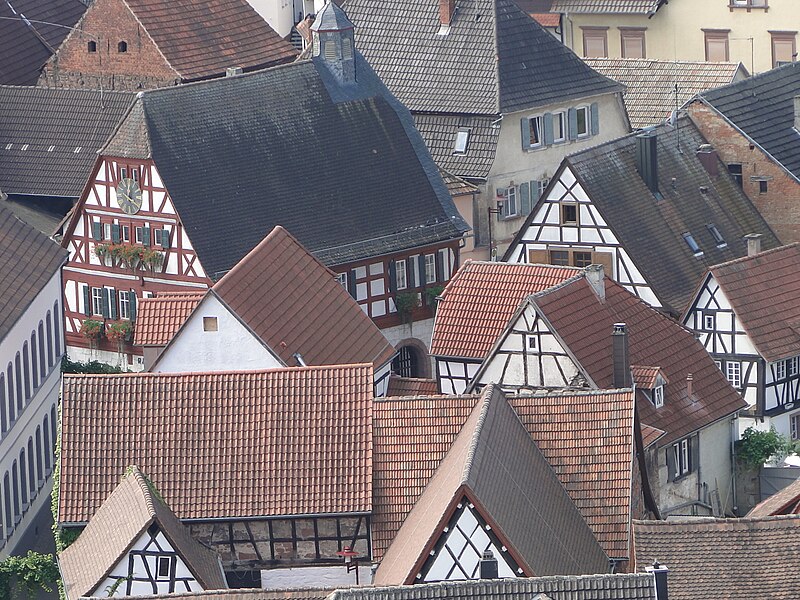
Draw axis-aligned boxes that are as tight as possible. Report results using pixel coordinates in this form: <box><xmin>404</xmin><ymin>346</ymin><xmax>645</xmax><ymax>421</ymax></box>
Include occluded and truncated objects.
<box><xmin>262</xmin><ymin>565</ymin><xmax>373</xmax><ymax>589</ymax></box>
<box><xmin>699</xmin><ymin>417</ymin><xmax>736</xmax><ymax>515</ymax></box>
<box><xmin>153</xmin><ymin>295</ymin><xmax>283</xmax><ymax>373</ymax></box>
<box><xmin>245</xmin><ymin>0</ymin><xmax>296</xmax><ymax>38</ymax></box>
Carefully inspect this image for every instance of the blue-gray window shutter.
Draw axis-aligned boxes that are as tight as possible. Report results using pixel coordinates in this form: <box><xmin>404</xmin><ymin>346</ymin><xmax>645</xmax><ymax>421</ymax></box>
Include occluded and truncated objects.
<box><xmin>543</xmin><ymin>113</ymin><xmax>554</xmax><ymax>145</ymax></box>
<box><xmin>666</xmin><ymin>444</ymin><xmax>676</xmax><ymax>482</ymax></box>
<box><xmin>101</xmin><ymin>288</ymin><xmax>110</xmax><ymax>318</ymax></box>
<box><xmin>388</xmin><ymin>261</ymin><xmax>397</xmax><ymax>293</ymax></box>
<box><xmin>532</xmin><ymin>179</ymin><xmax>542</xmax><ymax>202</ymax></box>
<box><xmin>519</xmin><ymin>181</ymin><xmax>532</xmax><ymax>216</ymax></box>
<box><xmin>109</xmin><ymin>288</ymin><xmax>117</xmax><ymax>320</ymax></box>
<box><xmin>92</xmin><ymin>221</ymin><xmax>102</xmax><ymax>241</ymax></box>
<box><xmin>347</xmin><ymin>269</ymin><xmax>357</xmax><ymax>298</ymax></box>
<box><xmin>129</xmin><ymin>292</ymin><xmax>137</xmax><ymax>322</ymax></box>
<box><xmin>590</xmin><ymin>102</ymin><xmax>600</xmax><ymax>136</ymax></box>
<box><xmin>418</xmin><ymin>255</ymin><xmax>426</xmax><ymax>285</ymax></box>
<box><xmin>142</xmin><ymin>226</ymin><xmax>151</xmax><ymax>247</ymax></box>
<box><xmin>82</xmin><ymin>285</ymin><xmax>91</xmax><ymax>316</ymax></box>
<box><xmin>568</xmin><ymin>108</ymin><xmax>578</xmax><ymax>141</ymax></box>
<box><xmin>435</xmin><ymin>251</ymin><xmax>445</xmax><ymax>282</ymax></box>
<box><xmin>407</xmin><ymin>258</ymin><xmax>416</xmax><ymax>289</ymax></box>
<box><xmin>111</xmin><ymin>224</ymin><xmax>121</xmax><ymax>244</ymax></box>
<box><xmin>520</xmin><ymin>118</ymin><xmax>531</xmax><ymax>149</ymax></box>
<box><xmin>161</xmin><ymin>229</ymin><xmax>170</xmax><ymax>249</ymax></box>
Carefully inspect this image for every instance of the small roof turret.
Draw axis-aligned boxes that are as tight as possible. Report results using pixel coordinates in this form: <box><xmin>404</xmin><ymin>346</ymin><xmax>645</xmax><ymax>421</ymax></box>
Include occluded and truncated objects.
<box><xmin>311</xmin><ymin>1</ymin><xmax>354</xmax><ymax>32</ymax></box>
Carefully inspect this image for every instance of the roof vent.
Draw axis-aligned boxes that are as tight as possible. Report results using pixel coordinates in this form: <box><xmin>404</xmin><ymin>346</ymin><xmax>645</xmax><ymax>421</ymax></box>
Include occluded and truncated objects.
<box><xmin>745</xmin><ymin>233</ymin><xmax>762</xmax><ymax>257</ymax></box>
<box><xmin>226</xmin><ymin>66</ymin><xmax>243</xmax><ymax>77</ymax></box>
<box><xmin>635</xmin><ymin>132</ymin><xmax>658</xmax><ymax>195</ymax></box>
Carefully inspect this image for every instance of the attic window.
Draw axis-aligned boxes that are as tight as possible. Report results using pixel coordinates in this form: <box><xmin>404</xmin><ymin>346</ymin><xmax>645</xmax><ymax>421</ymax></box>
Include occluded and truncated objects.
<box><xmin>682</xmin><ymin>232</ymin><xmax>704</xmax><ymax>257</ymax></box>
<box><xmin>453</xmin><ymin>130</ymin><xmax>469</xmax><ymax>154</ymax></box>
<box><xmin>653</xmin><ymin>384</ymin><xmax>664</xmax><ymax>408</ymax></box>
<box><xmin>203</xmin><ymin>317</ymin><xmax>218</xmax><ymax>332</ymax></box>
<box><xmin>706</xmin><ymin>224</ymin><xmax>727</xmax><ymax>248</ymax></box>
<box><xmin>118</xmin><ymin>41</ymin><xmax>128</xmax><ymax>53</ymax></box>
<box><xmin>88</xmin><ymin>41</ymin><xmax>97</xmax><ymax>53</ymax></box>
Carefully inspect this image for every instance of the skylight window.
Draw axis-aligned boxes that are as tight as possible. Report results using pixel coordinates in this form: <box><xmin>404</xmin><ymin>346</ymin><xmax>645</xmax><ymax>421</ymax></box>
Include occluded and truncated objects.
<box><xmin>453</xmin><ymin>130</ymin><xmax>469</xmax><ymax>154</ymax></box>
<box><xmin>706</xmin><ymin>224</ymin><xmax>727</xmax><ymax>248</ymax></box>
<box><xmin>682</xmin><ymin>232</ymin><xmax>704</xmax><ymax>257</ymax></box>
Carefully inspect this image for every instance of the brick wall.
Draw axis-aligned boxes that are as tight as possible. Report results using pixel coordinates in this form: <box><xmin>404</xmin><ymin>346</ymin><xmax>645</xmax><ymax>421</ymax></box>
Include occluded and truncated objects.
<box><xmin>687</xmin><ymin>101</ymin><xmax>800</xmax><ymax>244</ymax></box>
<box><xmin>38</xmin><ymin>0</ymin><xmax>180</xmax><ymax>91</ymax></box>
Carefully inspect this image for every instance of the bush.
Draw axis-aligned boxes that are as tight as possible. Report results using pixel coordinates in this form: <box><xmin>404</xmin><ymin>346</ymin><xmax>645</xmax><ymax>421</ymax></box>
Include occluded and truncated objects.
<box><xmin>61</xmin><ymin>355</ymin><xmax>127</xmax><ymax>374</ymax></box>
<box><xmin>0</xmin><ymin>551</ymin><xmax>60</xmax><ymax>599</ymax></box>
<box><xmin>735</xmin><ymin>427</ymin><xmax>788</xmax><ymax>469</ymax></box>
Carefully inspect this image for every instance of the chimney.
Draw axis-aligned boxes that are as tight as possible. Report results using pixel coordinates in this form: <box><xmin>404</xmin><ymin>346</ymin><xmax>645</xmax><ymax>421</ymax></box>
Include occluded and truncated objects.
<box><xmin>646</xmin><ymin>562</ymin><xmax>669</xmax><ymax>600</ymax></box>
<box><xmin>293</xmin><ymin>352</ymin><xmax>307</xmax><ymax>367</ymax></box>
<box><xmin>696</xmin><ymin>144</ymin><xmax>718</xmax><ymax>177</ymax></box>
<box><xmin>612</xmin><ymin>323</ymin><xmax>630</xmax><ymax>388</ymax></box>
<box><xmin>745</xmin><ymin>233</ymin><xmax>762</xmax><ymax>256</ymax></box>
<box><xmin>440</xmin><ymin>0</ymin><xmax>456</xmax><ymax>25</ymax></box>
<box><xmin>585</xmin><ymin>264</ymin><xmax>605</xmax><ymax>302</ymax></box>
<box><xmin>479</xmin><ymin>550</ymin><xmax>498</xmax><ymax>579</ymax></box>
<box><xmin>226</xmin><ymin>66</ymin><xmax>243</xmax><ymax>77</ymax></box>
<box><xmin>635</xmin><ymin>132</ymin><xmax>658</xmax><ymax>194</ymax></box>
<box><xmin>794</xmin><ymin>96</ymin><xmax>800</xmax><ymax>131</ymax></box>
<box><xmin>686</xmin><ymin>373</ymin><xmax>693</xmax><ymax>399</ymax></box>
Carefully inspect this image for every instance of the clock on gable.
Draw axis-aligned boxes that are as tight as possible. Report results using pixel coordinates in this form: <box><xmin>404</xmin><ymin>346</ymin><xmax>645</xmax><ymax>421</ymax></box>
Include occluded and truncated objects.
<box><xmin>116</xmin><ymin>178</ymin><xmax>143</xmax><ymax>215</ymax></box>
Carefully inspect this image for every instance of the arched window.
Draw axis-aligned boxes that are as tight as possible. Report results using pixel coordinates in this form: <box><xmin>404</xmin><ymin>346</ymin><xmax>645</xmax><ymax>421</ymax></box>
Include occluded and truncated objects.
<box><xmin>27</xmin><ymin>438</ymin><xmax>35</xmax><ymax>496</ymax></box>
<box><xmin>22</xmin><ymin>343</ymin><xmax>30</xmax><ymax>401</ymax></box>
<box><xmin>11</xmin><ymin>461</ymin><xmax>19</xmax><ymax>519</ymax></box>
<box><xmin>6</xmin><ymin>363</ymin><xmax>14</xmax><ymax>423</ymax></box>
<box><xmin>46</xmin><ymin>312</ymin><xmax>53</xmax><ymax>369</ymax></box>
<box><xmin>43</xmin><ymin>415</ymin><xmax>51</xmax><ymax>472</ymax></box>
<box><xmin>19</xmin><ymin>450</ymin><xmax>27</xmax><ymax>508</ymax></box>
<box><xmin>38</xmin><ymin>322</ymin><xmax>45</xmax><ymax>380</ymax></box>
<box><xmin>50</xmin><ymin>405</ymin><xmax>57</xmax><ymax>452</ymax></box>
<box><xmin>53</xmin><ymin>301</ymin><xmax>61</xmax><ymax>357</ymax></box>
<box><xmin>87</xmin><ymin>40</ymin><xmax>97</xmax><ymax>52</ymax></box>
<box><xmin>0</xmin><ymin>374</ymin><xmax>6</xmax><ymax>434</ymax></box>
<box><xmin>35</xmin><ymin>427</ymin><xmax>43</xmax><ymax>485</ymax></box>
<box><xmin>14</xmin><ymin>353</ymin><xmax>22</xmax><ymax>411</ymax></box>
<box><xmin>30</xmin><ymin>332</ymin><xmax>38</xmax><ymax>389</ymax></box>
<box><xmin>117</xmin><ymin>40</ymin><xmax>128</xmax><ymax>53</ymax></box>
<box><xmin>3</xmin><ymin>472</ymin><xmax>12</xmax><ymax>537</ymax></box>
<box><xmin>392</xmin><ymin>345</ymin><xmax>423</xmax><ymax>378</ymax></box>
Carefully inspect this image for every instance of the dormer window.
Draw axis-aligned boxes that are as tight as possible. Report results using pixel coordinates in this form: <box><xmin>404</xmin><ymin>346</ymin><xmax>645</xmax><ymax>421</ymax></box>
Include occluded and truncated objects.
<box><xmin>706</xmin><ymin>224</ymin><xmax>726</xmax><ymax>248</ymax></box>
<box><xmin>682</xmin><ymin>232</ymin><xmax>703</xmax><ymax>257</ymax></box>
<box><xmin>653</xmin><ymin>383</ymin><xmax>664</xmax><ymax>408</ymax></box>
<box><xmin>453</xmin><ymin>130</ymin><xmax>469</xmax><ymax>154</ymax></box>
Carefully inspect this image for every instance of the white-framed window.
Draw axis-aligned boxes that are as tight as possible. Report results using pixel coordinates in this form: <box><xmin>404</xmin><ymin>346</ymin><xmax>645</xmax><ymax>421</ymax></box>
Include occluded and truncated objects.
<box><xmin>91</xmin><ymin>287</ymin><xmax>103</xmax><ymax>316</ymax></box>
<box><xmin>789</xmin><ymin>357</ymin><xmax>799</xmax><ymax>377</ymax></box>
<box><xmin>671</xmin><ymin>438</ymin><xmax>691</xmax><ymax>479</ymax></box>
<box><xmin>135</xmin><ymin>226</ymin><xmax>143</xmax><ymax>244</ymax></box>
<box><xmin>538</xmin><ymin>179</ymin><xmax>550</xmax><ymax>199</ymax></box>
<box><xmin>792</xmin><ymin>413</ymin><xmax>800</xmax><ymax>441</ymax></box>
<box><xmin>156</xmin><ymin>555</ymin><xmax>172</xmax><ymax>580</ymax></box>
<box><xmin>703</xmin><ymin>313</ymin><xmax>715</xmax><ymax>331</ymax></box>
<box><xmin>726</xmin><ymin>361</ymin><xmax>741</xmax><ymax>388</ymax></box>
<box><xmin>777</xmin><ymin>360</ymin><xmax>787</xmax><ymax>381</ymax></box>
<box><xmin>501</xmin><ymin>186</ymin><xmax>518</xmax><ymax>218</ymax></box>
<box><xmin>337</xmin><ymin>272</ymin><xmax>347</xmax><ymax>288</ymax></box>
<box><xmin>654</xmin><ymin>384</ymin><xmax>665</xmax><ymax>408</ymax></box>
<box><xmin>575</xmin><ymin>106</ymin><xmax>590</xmax><ymax>138</ymax></box>
<box><xmin>103</xmin><ymin>223</ymin><xmax>111</xmax><ymax>240</ymax></box>
<box><xmin>560</xmin><ymin>203</ymin><xmax>578</xmax><ymax>226</ymax></box>
<box><xmin>122</xmin><ymin>225</ymin><xmax>130</xmax><ymax>242</ymax></box>
<box><xmin>119</xmin><ymin>291</ymin><xmax>130</xmax><ymax>320</ymax></box>
<box><xmin>396</xmin><ymin>260</ymin><xmax>407</xmax><ymax>290</ymax></box>
<box><xmin>454</xmin><ymin>130</ymin><xmax>469</xmax><ymax>154</ymax></box>
<box><xmin>528</xmin><ymin>115</ymin><xmax>544</xmax><ymax>148</ymax></box>
<box><xmin>553</xmin><ymin>112</ymin><xmax>566</xmax><ymax>143</ymax></box>
<box><xmin>154</xmin><ymin>228</ymin><xmax>163</xmax><ymax>246</ymax></box>
<box><xmin>425</xmin><ymin>254</ymin><xmax>436</xmax><ymax>284</ymax></box>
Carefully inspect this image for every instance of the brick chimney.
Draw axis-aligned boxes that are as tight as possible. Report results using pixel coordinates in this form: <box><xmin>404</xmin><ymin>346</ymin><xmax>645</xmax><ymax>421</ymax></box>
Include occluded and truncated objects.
<box><xmin>696</xmin><ymin>144</ymin><xmax>718</xmax><ymax>177</ymax></box>
<box><xmin>440</xmin><ymin>0</ymin><xmax>456</xmax><ymax>25</ymax></box>
<box><xmin>745</xmin><ymin>233</ymin><xmax>762</xmax><ymax>256</ymax></box>
<box><xmin>612</xmin><ymin>323</ymin><xmax>630</xmax><ymax>388</ymax></box>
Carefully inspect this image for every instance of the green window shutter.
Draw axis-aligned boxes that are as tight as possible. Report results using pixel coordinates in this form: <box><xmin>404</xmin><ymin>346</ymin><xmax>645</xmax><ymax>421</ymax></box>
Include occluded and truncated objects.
<box><xmin>543</xmin><ymin>113</ymin><xmax>554</xmax><ymax>145</ymax></box>
<box><xmin>388</xmin><ymin>261</ymin><xmax>397</xmax><ymax>293</ymax></box>
<box><xmin>520</xmin><ymin>117</ymin><xmax>531</xmax><ymax>149</ymax></box>
<box><xmin>568</xmin><ymin>108</ymin><xmax>578</xmax><ymax>141</ymax></box>
<box><xmin>142</xmin><ymin>226</ymin><xmax>151</xmax><ymax>247</ymax></box>
<box><xmin>161</xmin><ymin>228</ymin><xmax>170</xmax><ymax>249</ymax></box>
<box><xmin>129</xmin><ymin>292</ymin><xmax>137</xmax><ymax>322</ymax></box>
<box><xmin>519</xmin><ymin>181</ymin><xmax>531</xmax><ymax>215</ymax></box>
<box><xmin>347</xmin><ymin>269</ymin><xmax>357</xmax><ymax>299</ymax></box>
<box><xmin>109</xmin><ymin>288</ymin><xmax>117</xmax><ymax>320</ymax></box>
<box><xmin>666</xmin><ymin>444</ymin><xmax>676</xmax><ymax>482</ymax></box>
<box><xmin>690</xmin><ymin>435</ymin><xmax>699</xmax><ymax>474</ymax></box>
<box><xmin>101</xmin><ymin>288</ymin><xmax>110</xmax><ymax>318</ymax></box>
<box><xmin>435</xmin><ymin>251</ymin><xmax>445</xmax><ymax>282</ymax></box>
<box><xmin>111</xmin><ymin>224</ymin><xmax>121</xmax><ymax>244</ymax></box>
<box><xmin>82</xmin><ymin>285</ymin><xmax>91</xmax><ymax>316</ymax></box>
<box><xmin>590</xmin><ymin>102</ymin><xmax>600</xmax><ymax>136</ymax></box>
<box><xmin>407</xmin><ymin>258</ymin><xmax>416</xmax><ymax>289</ymax></box>
<box><xmin>92</xmin><ymin>221</ymin><xmax>102</xmax><ymax>241</ymax></box>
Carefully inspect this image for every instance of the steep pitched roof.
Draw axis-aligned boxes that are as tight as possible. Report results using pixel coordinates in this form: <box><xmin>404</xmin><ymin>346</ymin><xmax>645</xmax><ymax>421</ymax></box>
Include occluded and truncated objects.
<box><xmin>704</xmin><ymin>244</ymin><xmax>800</xmax><ymax>362</ymax></box>
<box><xmin>0</xmin><ymin>202</ymin><xmax>67</xmax><ymax>344</ymax></box>
<box><xmin>344</xmin><ymin>0</ymin><xmax>623</xmax><ymax>115</ymax></box>
<box><xmin>59</xmin><ymin>467</ymin><xmax>226</xmax><ymax>600</ymax></box>
<box><xmin>59</xmin><ymin>365</ymin><xmax>374</xmax><ymax>523</ymax></box>
<box><xmin>83</xmin><ymin>55</ymin><xmax>467</xmax><ymax>275</ymax></box>
<box><xmin>634</xmin><ymin>515</ymin><xmax>800</xmax><ymax>599</ymax></box>
<box><xmin>121</xmin><ymin>591</ymin><xmax>331</xmax><ymax>600</ymax></box>
<box><xmin>700</xmin><ymin>62</ymin><xmax>800</xmax><ymax>181</ymax></box>
<box><xmin>375</xmin><ymin>386</ymin><xmax>608</xmax><ymax>584</ymax></box>
<box><xmin>329</xmin><ymin>574</ymin><xmax>657</xmax><ymax>600</ymax></box>
<box><xmin>0</xmin><ymin>86</ymin><xmax>134</xmax><ymax>199</ymax></box>
<box><xmin>0</xmin><ymin>0</ymin><xmax>86</xmax><ymax>85</ymax></box>
<box><xmin>631</xmin><ymin>365</ymin><xmax>668</xmax><ymax>389</ymax></box>
<box><xmin>748</xmin><ymin>475</ymin><xmax>800</xmax><ymax>517</ymax></box>
<box><xmin>509</xmin><ymin>116</ymin><xmax>780</xmax><ymax>315</ymax></box>
<box><xmin>412</xmin><ymin>114</ymin><xmax>500</xmax><ymax>180</ymax></box>
<box><xmin>385</xmin><ymin>375</ymin><xmax>440</xmax><ymax>397</ymax></box>
<box><xmin>530</xmin><ymin>274</ymin><xmax>746</xmax><ymax>446</ymax></box>
<box><xmin>585</xmin><ymin>58</ymin><xmax>745</xmax><ymax>129</ymax></box>
<box><xmin>550</xmin><ymin>0</ymin><xmax>663</xmax><ymax>13</ymax></box>
<box><xmin>133</xmin><ymin>291</ymin><xmax>206</xmax><ymax>347</ymax></box>
<box><xmin>212</xmin><ymin>226</ymin><xmax>395</xmax><ymax>368</ymax></box>
<box><xmin>431</xmin><ymin>261</ymin><xmax>580</xmax><ymax>359</ymax></box>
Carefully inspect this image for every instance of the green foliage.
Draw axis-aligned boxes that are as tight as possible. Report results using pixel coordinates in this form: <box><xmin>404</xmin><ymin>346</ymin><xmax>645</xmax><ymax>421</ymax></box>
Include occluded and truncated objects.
<box><xmin>0</xmin><ymin>552</ymin><xmax>60</xmax><ymax>600</ymax></box>
<box><xmin>106</xmin><ymin>321</ymin><xmax>133</xmax><ymax>343</ymax></box>
<box><xmin>735</xmin><ymin>427</ymin><xmax>788</xmax><ymax>469</ymax></box>
<box><xmin>61</xmin><ymin>355</ymin><xmax>127</xmax><ymax>374</ymax></box>
<box><xmin>79</xmin><ymin>319</ymin><xmax>104</xmax><ymax>340</ymax></box>
<box><xmin>424</xmin><ymin>285</ymin><xmax>445</xmax><ymax>314</ymax></box>
<box><xmin>395</xmin><ymin>291</ymin><xmax>420</xmax><ymax>329</ymax></box>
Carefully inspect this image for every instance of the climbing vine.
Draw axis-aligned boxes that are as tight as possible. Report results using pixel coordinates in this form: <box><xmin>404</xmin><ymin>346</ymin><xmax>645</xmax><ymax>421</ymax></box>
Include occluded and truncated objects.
<box><xmin>0</xmin><ymin>551</ymin><xmax>60</xmax><ymax>600</ymax></box>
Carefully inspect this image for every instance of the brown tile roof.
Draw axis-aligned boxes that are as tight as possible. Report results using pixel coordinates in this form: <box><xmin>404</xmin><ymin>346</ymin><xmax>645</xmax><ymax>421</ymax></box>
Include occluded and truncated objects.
<box><xmin>640</xmin><ymin>423</ymin><xmax>666</xmax><ymax>449</ymax></box>
<box><xmin>703</xmin><ymin>244</ymin><xmax>800</xmax><ymax>362</ymax></box>
<box><xmin>60</xmin><ymin>467</ymin><xmax>226</xmax><ymax>600</ymax></box>
<box><xmin>530</xmin><ymin>274</ymin><xmax>746</xmax><ymax>447</ymax></box>
<box><xmin>550</xmin><ymin>0</ymin><xmax>662</xmax><ymax>13</ymax></box>
<box><xmin>59</xmin><ymin>365</ymin><xmax>374</xmax><ymax>524</ymax></box>
<box><xmin>584</xmin><ymin>59</ymin><xmax>744</xmax><ymax>129</ymax></box>
<box><xmin>385</xmin><ymin>376</ymin><xmax>440</xmax><ymax>397</ymax></box>
<box><xmin>114</xmin><ymin>590</ymin><xmax>332</xmax><ymax>600</ymax></box>
<box><xmin>431</xmin><ymin>261</ymin><xmax>580</xmax><ymax>359</ymax></box>
<box><xmin>375</xmin><ymin>386</ymin><xmax>607</xmax><ymax>585</ymax></box>
<box><xmin>634</xmin><ymin>515</ymin><xmax>800</xmax><ymax>599</ymax></box>
<box><xmin>212</xmin><ymin>226</ymin><xmax>395</xmax><ymax>369</ymax></box>
<box><xmin>748</xmin><ymin>475</ymin><xmax>800</xmax><ymax>517</ymax></box>
<box><xmin>631</xmin><ymin>366</ymin><xmax>668</xmax><ymax>389</ymax></box>
<box><xmin>532</xmin><ymin>12</ymin><xmax>560</xmax><ymax>26</ymax></box>
<box><xmin>123</xmin><ymin>0</ymin><xmax>297</xmax><ymax>80</ymax></box>
<box><xmin>440</xmin><ymin>169</ymin><xmax>480</xmax><ymax>197</ymax></box>
<box><xmin>133</xmin><ymin>291</ymin><xmax>205</xmax><ymax>347</ymax></box>
<box><xmin>0</xmin><ymin>202</ymin><xmax>67</xmax><ymax>344</ymax></box>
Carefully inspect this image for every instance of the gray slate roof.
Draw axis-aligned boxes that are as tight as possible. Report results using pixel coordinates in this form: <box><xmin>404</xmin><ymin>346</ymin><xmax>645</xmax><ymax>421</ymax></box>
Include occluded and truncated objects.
<box><xmin>0</xmin><ymin>86</ymin><xmax>135</xmax><ymax>199</ymax></box>
<box><xmin>329</xmin><ymin>575</ymin><xmax>656</xmax><ymax>600</ymax></box>
<box><xmin>93</xmin><ymin>55</ymin><xmax>468</xmax><ymax>277</ymax></box>
<box><xmin>313</xmin><ymin>1</ymin><xmax>354</xmax><ymax>31</ymax></box>
<box><xmin>413</xmin><ymin>113</ymin><xmax>500</xmax><ymax>179</ymax></box>
<box><xmin>699</xmin><ymin>62</ymin><xmax>800</xmax><ymax>182</ymax></box>
<box><xmin>0</xmin><ymin>202</ymin><xmax>67</xmax><ymax>344</ymax></box>
<box><xmin>343</xmin><ymin>0</ymin><xmax>623</xmax><ymax>115</ymax></box>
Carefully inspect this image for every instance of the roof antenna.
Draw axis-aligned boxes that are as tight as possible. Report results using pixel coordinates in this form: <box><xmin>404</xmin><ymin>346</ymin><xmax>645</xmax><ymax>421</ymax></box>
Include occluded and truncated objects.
<box><xmin>674</xmin><ymin>83</ymin><xmax>682</xmax><ymax>154</ymax></box>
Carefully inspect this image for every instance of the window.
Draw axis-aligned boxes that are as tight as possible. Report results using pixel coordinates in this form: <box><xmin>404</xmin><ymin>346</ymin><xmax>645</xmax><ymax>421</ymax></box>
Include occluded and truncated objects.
<box><xmin>336</xmin><ymin>272</ymin><xmax>347</xmax><ymax>288</ymax></box>
<box><xmin>670</xmin><ymin>438</ymin><xmax>692</xmax><ymax>479</ymax></box>
<box><xmin>135</xmin><ymin>227</ymin><xmax>143</xmax><ymax>244</ymax></box>
<box><xmin>120</xmin><ymin>167</ymin><xmax>128</xmax><ymax>180</ymax></box>
<box><xmin>561</xmin><ymin>203</ymin><xmax>578</xmax><ymax>226</ymax></box>
<box><xmin>425</xmin><ymin>254</ymin><xmax>436</xmax><ymax>284</ymax></box>
<box><xmin>575</xmin><ymin>106</ymin><xmax>590</xmax><ymax>138</ymax></box>
<box><xmin>620</xmin><ymin>28</ymin><xmax>646</xmax><ymax>59</ymax></box>
<box><xmin>553</xmin><ymin>112</ymin><xmax>566</xmax><ymax>143</ymax></box>
<box><xmin>549</xmin><ymin>250</ymin><xmax>570</xmax><ymax>266</ymax></box>
<box><xmin>726</xmin><ymin>361</ymin><xmax>741</xmax><ymax>388</ymax></box>
<box><xmin>119</xmin><ymin>291</ymin><xmax>130</xmax><ymax>320</ymax></box>
<box><xmin>122</xmin><ymin>225</ymin><xmax>130</xmax><ymax>242</ymax></box>
<box><xmin>653</xmin><ymin>384</ymin><xmax>665</xmax><ymax>408</ymax></box>
<box><xmin>792</xmin><ymin>414</ymin><xmax>800</xmax><ymax>441</ymax></box>
<box><xmin>731</xmin><ymin>0</ymin><xmax>766</xmax><ymax>6</ymax></box>
<box><xmin>777</xmin><ymin>360</ymin><xmax>787</xmax><ymax>380</ymax></box>
<box><xmin>771</xmin><ymin>32</ymin><xmax>796</xmax><ymax>67</ymax></box>
<box><xmin>103</xmin><ymin>223</ymin><xmax>111</xmax><ymax>240</ymax></box>
<box><xmin>703</xmin><ymin>313</ymin><xmax>716</xmax><ymax>331</ymax></box>
<box><xmin>91</xmin><ymin>288</ymin><xmax>103</xmax><ymax>316</ymax></box>
<box><xmin>707</xmin><ymin>224</ymin><xmax>726</xmax><ymax>247</ymax></box>
<box><xmin>573</xmin><ymin>251</ymin><xmax>593</xmax><ymax>267</ymax></box>
<box><xmin>501</xmin><ymin>186</ymin><xmax>518</xmax><ymax>218</ymax></box>
<box><xmin>156</xmin><ymin>555</ymin><xmax>172</xmax><ymax>580</ymax></box>
<box><xmin>682</xmin><ymin>232</ymin><xmax>703</xmax><ymax>256</ymax></box>
<box><xmin>117</xmin><ymin>40</ymin><xmax>128</xmax><ymax>53</ymax></box>
<box><xmin>789</xmin><ymin>357</ymin><xmax>799</xmax><ymax>377</ymax></box>
<box><xmin>154</xmin><ymin>229</ymin><xmax>163</xmax><ymax>246</ymax></box>
<box><xmin>704</xmin><ymin>30</ymin><xmax>730</xmax><ymax>62</ymax></box>
<box><xmin>203</xmin><ymin>317</ymin><xmax>218</xmax><ymax>332</ymax></box>
<box><xmin>131</xmin><ymin>168</ymin><xmax>139</xmax><ymax>182</ymax></box>
<box><xmin>759</xmin><ymin>180</ymin><xmax>768</xmax><ymax>194</ymax></box>
<box><xmin>87</xmin><ymin>41</ymin><xmax>97</xmax><ymax>53</ymax></box>
<box><xmin>395</xmin><ymin>259</ymin><xmax>407</xmax><ymax>290</ymax></box>
<box><xmin>537</xmin><ymin>179</ymin><xmax>550</xmax><ymax>199</ymax></box>
<box><xmin>528</xmin><ymin>336</ymin><xmax>537</xmax><ymax>350</ymax></box>
<box><xmin>582</xmin><ymin>27</ymin><xmax>608</xmax><ymax>58</ymax></box>
<box><xmin>727</xmin><ymin>164</ymin><xmax>743</xmax><ymax>188</ymax></box>
<box><xmin>454</xmin><ymin>130</ymin><xmax>469</xmax><ymax>154</ymax></box>
<box><xmin>528</xmin><ymin>116</ymin><xmax>543</xmax><ymax>148</ymax></box>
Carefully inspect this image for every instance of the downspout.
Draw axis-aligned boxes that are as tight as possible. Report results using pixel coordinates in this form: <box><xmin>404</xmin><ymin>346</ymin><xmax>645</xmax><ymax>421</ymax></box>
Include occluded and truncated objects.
<box><xmin>731</xmin><ymin>414</ymin><xmax>738</xmax><ymax>514</ymax></box>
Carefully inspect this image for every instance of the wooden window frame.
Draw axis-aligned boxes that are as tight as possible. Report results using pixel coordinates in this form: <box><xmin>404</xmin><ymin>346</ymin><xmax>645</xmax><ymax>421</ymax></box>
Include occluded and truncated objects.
<box><xmin>203</xmin><ymin>316</ymin><xmax>218</xmax><ymax>332</ymax></box>
<box><xmin>703</xmin><ymin>30</ymin><xmax>730</xmax><ymax>62</ymax></box>
<box><xmin>560</xmin><ymin>203</ymin><xmax>579</xmax><ymax>226</ymax></box>
<box><xmin>581</xmin><ymin>27</ymin><xmax>608</xmax><ymax>58</ymax></box>
<box><xmin>770</xmin><ymin>31</ymin><xmax>797</xmax><ymax>68</ymax></box>
<box><xmin>619</xmin><ymin>28</ymin><xmax>646</xmax><ymax>59</ymax></box>
<box><xmin>529</xmin><ymin>248</ymin><xmax>613</xmax><ymax>274</ymax></box>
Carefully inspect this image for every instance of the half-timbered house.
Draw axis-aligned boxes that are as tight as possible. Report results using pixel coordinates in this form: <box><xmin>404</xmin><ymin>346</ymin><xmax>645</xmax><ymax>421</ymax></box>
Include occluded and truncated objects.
<box><xmin>59</xmin><ymin>467</ymin><xmax>227</xmax><ymax>599</ymax></box>
<box><xmin>503</xmin><ymin>116</ymin><xmax>781</xmax><ymax>316</ymax></box>
<box><xmin>60</xmin><ymin>1</ymin><xmax>469</xmax><ymax>372</ymax></box>
<box><xmin>683</xmin><ymin>242</ymin><xmax>800</xmax><ymax>436</ymax></box>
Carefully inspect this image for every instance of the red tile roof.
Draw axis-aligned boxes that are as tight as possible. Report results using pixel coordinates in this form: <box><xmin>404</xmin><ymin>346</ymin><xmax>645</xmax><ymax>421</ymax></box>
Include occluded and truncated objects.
<box><xmin>123</xmin><ymin>0</ymin><xmax>297</xmax><ymax>80</ymax></box>
<box><xmin>704</xmin><ymin>244</ymin><xmax>800</xmax><ymax>362</ymax></box>
<box><xmin>640</xmin><ymin>423</ymin><xmax>665</xmax><ymax>449</ymax></box>
<box><xmin>213</xmin><ymin>226</ymin><xmax>395</xmax><ymax>369</ymax></box>
<box><xmin>631</xmin><ymin>365</ymin><xmax>668</xmax><ymax>389</ymax></box>
<box><xmin>59</xmin><ymin>365</ymin><xmax>374</xmax><ymax>523</ymax></box>
<box><xmin>748</xmin><ymin>474</ymin><xmax>800</xmax><ymax>517</ymax></box>
<box><xmin>532</xmin><ymin>12</ymin><xmax>560</xmax><ymax>26</ymax></box>
<box><xmin>385</xmin><ymin>375</ymin><xmax>440</xmax><ymax>397</ymax></box>
<box><xmin>133</xmin><ymin>291</ymin><xmax>205</xmax><ymax>347</ymax></box>
<box><xmin>431</xmin><ymin>261</ymin><xmax>580</xmax><ymax>359</ymax></box>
